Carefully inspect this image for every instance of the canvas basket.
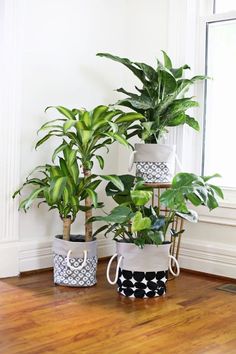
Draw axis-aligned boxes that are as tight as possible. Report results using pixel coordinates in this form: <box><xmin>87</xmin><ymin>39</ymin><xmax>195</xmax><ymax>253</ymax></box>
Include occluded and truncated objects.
<box><xmin>129</xmin><ymin>143</ymin><xmax>181</xmax><ymax>183</ymax></box>
<box><xmin>53</xmin><ymin>236</ymin><xmax>97</xmax><ymax>287</ymax></box>
<box><xmin>106</xmin><ymin>242</ymin><xmax>179</xmax><ymax>298</ymax></box>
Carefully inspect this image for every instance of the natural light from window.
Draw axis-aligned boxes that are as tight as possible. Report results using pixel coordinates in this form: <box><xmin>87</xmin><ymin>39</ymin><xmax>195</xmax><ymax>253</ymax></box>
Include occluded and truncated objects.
<box><xmin>203</xmin><ymin>19</ymin><xmax>236</xmax><ymax>188</ymax></box>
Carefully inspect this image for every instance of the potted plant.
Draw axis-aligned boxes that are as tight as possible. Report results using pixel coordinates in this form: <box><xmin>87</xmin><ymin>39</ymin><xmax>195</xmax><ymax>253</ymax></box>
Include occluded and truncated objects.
<box><xmin>36</xmin><ymin>105</ymin><xmax>143</xmax><ymax>241</ymax></box>
<box><xmin>14</xmin><ymin>105</ymin><xmax>141</xmax><ymax>287</ymax></box>
<box><xmin>13</xmin><ymin>143</ymin><xmax>104</xmax><ymax>287</ymax></box>
<box><xmin>88</xmin><ymin>173</ymin><xmax>223</xmax><ymax>298</ymax></box>
<box><xmin>97</xmin><ymin>52</ymin><xmax>207</xmax><ymax>183</ymax></box>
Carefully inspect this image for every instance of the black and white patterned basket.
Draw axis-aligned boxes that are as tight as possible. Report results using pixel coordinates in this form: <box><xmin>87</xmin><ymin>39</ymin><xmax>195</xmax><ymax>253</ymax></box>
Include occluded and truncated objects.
<box><xmin>107</xmin><ymin>242</ymin><xmax>179</xmax><ymax>298</ymax></box>
<box><xmin>136</xmin><ymin>161</ymin><xmax>171</xmax><ymax>183</ymax></box>
<box><xmin>53</xmin><ymin>236</ymin><xmax>97</xmax><ymax>287</ymax></box>
<box><xmin>129</xmin><ymin>143</ymin><xmax>178</xmax><ymax>183</ymax></box>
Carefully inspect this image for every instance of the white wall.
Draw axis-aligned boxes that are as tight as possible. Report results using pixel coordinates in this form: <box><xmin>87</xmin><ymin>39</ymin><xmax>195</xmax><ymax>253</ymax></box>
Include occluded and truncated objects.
<box><xmin>0</xmin><ymin>0</ymin><xmax>169</xmax><ymax>275</ymax></box>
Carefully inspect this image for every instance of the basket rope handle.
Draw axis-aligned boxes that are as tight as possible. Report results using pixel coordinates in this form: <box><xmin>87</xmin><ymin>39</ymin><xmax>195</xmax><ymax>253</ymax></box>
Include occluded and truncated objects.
<box><xmin>106</xmin><ymin>253</ymin><xmax>123</xmax><ymax>285</ymax></box>
<box><xmin>66</xmin><ymin>250</ymin><xmax>88</xmax><ymax>271</ymax></box>
<box><xmin>168</xmin><ymin>254</ymin><xmax>180</xmax><ymax>277</ymax></box>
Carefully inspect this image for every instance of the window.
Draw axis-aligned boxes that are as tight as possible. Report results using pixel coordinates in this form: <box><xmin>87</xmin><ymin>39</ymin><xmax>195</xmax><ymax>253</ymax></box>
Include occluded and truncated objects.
<box><xmin>203</xmin><ymin>13</ymin><xmax>236</xmax><ymax>188</ymax></box>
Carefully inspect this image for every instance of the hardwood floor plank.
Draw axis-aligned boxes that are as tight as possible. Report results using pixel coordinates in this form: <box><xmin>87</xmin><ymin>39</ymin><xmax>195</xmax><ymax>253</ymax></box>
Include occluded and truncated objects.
<box><xmin>0</xmin><ymin>262</ymin><xmax>235</xmax><ymax>354</ymax></box>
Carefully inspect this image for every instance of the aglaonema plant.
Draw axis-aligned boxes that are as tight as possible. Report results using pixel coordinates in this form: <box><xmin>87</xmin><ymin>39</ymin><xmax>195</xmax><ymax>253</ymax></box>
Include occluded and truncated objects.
<box><xmin>97</xmin><ymin>52</ymin><xmax>207</xmax><ymax>143</ymax></box>
<box><xmin>35</xmin><ymin>105</ymin><xmax>143</xmax><ymax>241</ymax></box>
<box><xmin>13</xmin><ymin>143</ymin><xmax>105</xmax><ymax>241</ymax></box>
<box><xmin>88</xmin><ymin>173</ymin><xmax>223</xmax><ymax>247</ymax></box>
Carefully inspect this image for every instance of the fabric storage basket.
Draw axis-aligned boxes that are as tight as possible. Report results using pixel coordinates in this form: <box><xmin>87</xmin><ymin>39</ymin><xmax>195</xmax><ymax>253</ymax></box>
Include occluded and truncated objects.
<box><xmin>53</xmin><ymin>236</ymin><xmax>97</xmax><ymax>287</ymax></box>
<box><xmin>129</xmin><ymin>143</ymin><xmax>177</xmax><ymax>183</ymax></box>
<box><xmin>106</xmin><ymin>242</ymin><xmax>179</xmax><ymax>298</ymax></box>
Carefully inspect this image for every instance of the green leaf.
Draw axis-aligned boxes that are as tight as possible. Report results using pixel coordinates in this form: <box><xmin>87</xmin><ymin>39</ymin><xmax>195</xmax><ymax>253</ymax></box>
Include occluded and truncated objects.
<box><xmin>35</xmin><ymin>134</ymin><xmax>52</xmax><ymax>150</ymax></box>
<box><xmin>185</xmin><ymin>115</ymin><xmax>200</xmax><ymax>131</ymax></box>
<box><xmin>19</xmin><ymin>187</ymin><xmax>45</xmax><ymax>211</ymax></box>
<box><xmin>115</xmin><ymin>113</ymin><xmax>144</xmax><ymax>124</ymax></box>
<box><xmin>202</xmin><ymin>173</ymin><xmax>221</xmax><ymax>182</ymax></box>
<box><xmin>131</xmin><ymin>211</ymin><xmax>151</xmax><ymax>232</ymax></box>
<box><xmin>97</xmin><ymin>53</ymin><xmax>145</xmax><ymax>83</ymax></box>
<box><xmin>92</xmin><ymin>105</ymin><xmax>109</xmax><ymax>121</ymax></box>
<box><xmin>101</xmin><ymin>175</ymin><xmax>124</xmax><ymax>192</ymax></box>
<box><xmin>86</xmin><ymin>189</ymin><xmax>98</xmax><ymax>208</ymax></box>
<box><xmin>95</xmin><ymin>155</ymin><xmax>104</xmax><ymax>169</ymax></box>
<box><xmin>161</xmin><ymin>50</ymin><xmax>172</xmax><ymax>69</ymax></box>
<box><xmin>63</xmin><ymin>120</ymin><xmax>76</xmax><ymax>133</ymax></box>
<box><xmin>93</xmin><ymin>225</ymin><xmax>109</xmax><ymax>238</ymax></box>
<box><xmin>131</xmin><ymin>190</ymin><xmax>153</xmax><ymax>206</ymax></box>
<box><xmin>52</xmin><ymin>141</ymin><xmax>68</xmax><ymax>162</ymax></box>
<box><xmin>106</xmin><ymin>132</ymin><xmax>129</xmax><ymax>147</ymax></box>
<box><xmin>46</xmin><ymin>106</ymin><xmax>76</xmax><ymax>120</ymax></box>
<box><xmin>50</xmin><ymin>177</ymin><xmax>67</xmax><ymax>203</ymax></box>
<box><xmin>209</xmin><ymin>184</ymin><xmax>224</xmax><ymax>199</ymax></box>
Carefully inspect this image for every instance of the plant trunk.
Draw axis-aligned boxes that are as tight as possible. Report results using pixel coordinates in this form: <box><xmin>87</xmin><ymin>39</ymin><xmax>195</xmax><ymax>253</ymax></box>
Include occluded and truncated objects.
<box><xmin>63</xmin><ymin>217</ymin><xmax>72</xmax><ymax>241</ymax></box>
<box><xmin>83</xmin><ymin>168</ymin><xmax>93</xmax><ymax>242</ymax></box>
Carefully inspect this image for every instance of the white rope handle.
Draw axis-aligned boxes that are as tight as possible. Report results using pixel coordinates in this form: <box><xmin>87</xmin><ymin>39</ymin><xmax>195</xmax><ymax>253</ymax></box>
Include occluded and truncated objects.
<box><xmin>106</xmin><ymin>253</ymin><xmax>123</xmax><ymax>285</ymax></box>
<box><xmin>128</xmin><ymin>150</ymin><xmax>136</xmax><ymax>172</ymax></box>
<box><xmin>168</xmin><ymin>254</ymin><xmax>180</xmax><ymax>277</ymax></box>
<box><xmin>66</xmin><ymin>250</ymin><xmax>88</xmax><ymax>271</ymax></box>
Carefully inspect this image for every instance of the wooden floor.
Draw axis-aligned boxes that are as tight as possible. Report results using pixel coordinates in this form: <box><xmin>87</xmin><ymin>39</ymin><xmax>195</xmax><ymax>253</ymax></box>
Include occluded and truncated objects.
<box><xmin>0</xmin><ymin>262</ymin><xmax>236</xmax><ymax>354</ymax></box>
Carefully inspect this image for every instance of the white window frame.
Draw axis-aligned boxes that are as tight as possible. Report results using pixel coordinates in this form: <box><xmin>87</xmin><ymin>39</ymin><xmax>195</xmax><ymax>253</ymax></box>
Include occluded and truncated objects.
<box><xmin>196</xmin><ymin>3</ymin><xmax>236</xmax><ymax>208</ymax></box>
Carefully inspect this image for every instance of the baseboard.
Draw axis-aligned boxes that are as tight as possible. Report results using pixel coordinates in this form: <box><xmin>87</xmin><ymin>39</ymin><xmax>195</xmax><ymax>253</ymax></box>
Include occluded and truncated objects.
<box><xmin>179</xmin><ymin>239</ymin><xmax>236</xmax><ymax>279</ymax></box>
<box><xmin>19</xmin><ymin>238</ymin><xmax>115</xmax><ymax>273</ymax></box>
<box><xmin>3</xmin><ymin>238</ymin><xmax>235</xmax><ymax>279</ymax></box>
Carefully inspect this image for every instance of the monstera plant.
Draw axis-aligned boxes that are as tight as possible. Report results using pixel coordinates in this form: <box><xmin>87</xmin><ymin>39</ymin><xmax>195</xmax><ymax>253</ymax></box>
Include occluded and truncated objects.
<box><xmin>89</xmin><ymin>172</ymin><xmax>223</xmax><ymax>246</ymax></box>
<box><xmin>88</xmin><ymin>172</ymin><xmax>223</xmax><ymax>298</ymax></box>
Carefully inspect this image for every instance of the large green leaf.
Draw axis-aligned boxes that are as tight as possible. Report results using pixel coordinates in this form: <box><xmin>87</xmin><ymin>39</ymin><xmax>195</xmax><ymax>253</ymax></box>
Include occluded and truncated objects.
<box><xmin>19</xmin><ymin>187</ymin><xmax>45</xmax><ymax>211</ymax></box>
<box><xmin>45</xmin><ymin>106</ymin><xmax>76</xmax><ymax>120</ymax></box>
<box><xmin>114</xmin><ymin>112</ymin><xmax>144</xmax><ymax>123</ymax></box>
<box><xmin>161</xmin><ymin>50</ymin><xmax>172</xmax><ymax>69</ymax></box>
<box><xmin>49</xmin><ymin>176</ymin><xmax>67</xmax><ymax>203</ymax></box>
<box><xmin>101</xmin><ymin>175</ymin><xmax>124</xmax><ymax>192</ymax></box>
<box><xmin>131</xmin><ymin>211</ymin><xmax>151</xmax><ymax>232</ymax></box>
<box><xmin>97</xmin><ymin>53</ymin><xmax>145</xmax><ymax>83</ymax></box>
<box><xmin>131</xmin><ymin>190</ymin><xmax>153</xmax><ymax>206</ymax></box>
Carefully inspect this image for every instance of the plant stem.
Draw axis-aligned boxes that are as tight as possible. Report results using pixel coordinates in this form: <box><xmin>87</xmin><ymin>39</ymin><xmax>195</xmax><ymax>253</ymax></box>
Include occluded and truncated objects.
<box><xmin>63</xmin><ymin>217</ymin><xmax>72</xmax><ymax>241</ymax></box>
<box><xmin>83</xmin><ymin>168</ymin><xmax>93</xmax><ymax>242</ymax></box>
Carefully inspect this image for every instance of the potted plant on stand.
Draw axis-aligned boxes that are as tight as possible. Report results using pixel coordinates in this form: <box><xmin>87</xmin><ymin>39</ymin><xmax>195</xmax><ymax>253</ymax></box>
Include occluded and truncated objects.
<box><xmin>97</xmin><ymin>52</ymin><xmax>207</xmax><ymax>183</ymax></box>
<box><xmin>88</xmin><ymin>173</ymin><xmax>223</xmax><ymax>298</ymax></box>
<box><xmin>14</xmin><ymin>105</ymin><xmax>142</xmax><ymax>287</ymax></box>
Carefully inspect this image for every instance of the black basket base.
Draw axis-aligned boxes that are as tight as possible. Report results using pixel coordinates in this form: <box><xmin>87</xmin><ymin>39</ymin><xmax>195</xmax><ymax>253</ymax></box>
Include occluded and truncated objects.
<box><xmin>117</xmin><ymin>268</ymin><xmax>168</xmax><ymax>298</ymax></box>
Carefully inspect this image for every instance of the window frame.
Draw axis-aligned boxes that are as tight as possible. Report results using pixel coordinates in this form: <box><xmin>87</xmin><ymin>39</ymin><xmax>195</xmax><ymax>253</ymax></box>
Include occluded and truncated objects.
<box><xmin>198</xmin><ymin>8</ymin><xmax>236</xmax><ymax>206</ymax></box>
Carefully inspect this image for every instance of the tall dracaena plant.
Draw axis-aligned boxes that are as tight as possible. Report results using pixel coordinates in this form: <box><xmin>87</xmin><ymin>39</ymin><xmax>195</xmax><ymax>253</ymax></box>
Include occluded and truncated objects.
<box><xmin>36</xmin><ymin>105</ymin><xmax>143</xmax><ymax>241</ymax></box>
<box><xmin>13</xmin><ymin>143</ymin><xmax>104</xmax><ymax>241</ymax></box>
<box><xmin>97</xmin><ymin>52</ymin><xmax>207</xmax><ymax>143</ymax></box>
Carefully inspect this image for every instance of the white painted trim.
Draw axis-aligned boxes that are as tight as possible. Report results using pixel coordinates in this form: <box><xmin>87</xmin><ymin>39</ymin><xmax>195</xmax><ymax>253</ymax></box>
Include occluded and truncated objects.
<box><xmin>0</xmin><ymin>242</ymin><xmax>19</xmax><ymax>278</ymax></box>
<box><xmin>191</xmin><ymin>204</ymin><xmax>236</xmax><ymax>226</ymax></box>
<box><xmin>18</xmin><ymin>237</ymin><xmax>115</xmax><ymax>273</ymax></box>
<box><xmin>179</xmin><ymin>239</ymin><xmax>236</xmax><ymax>279</ymax></box>
<box><xmin>0</xmin><ymin>0</ymin><xmax>22</xmax><ymax>244</ymax></box>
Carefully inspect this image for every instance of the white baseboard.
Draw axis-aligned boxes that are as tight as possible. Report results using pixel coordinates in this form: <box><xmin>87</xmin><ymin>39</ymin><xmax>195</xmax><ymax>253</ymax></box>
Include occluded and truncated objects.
<box><xmin>19</xmin><ymin>238</ymin><xmax>115</xmax><ymax>273</ymax></box>
<box><xmin>179</xmin><ymin>239</ymin><xmax>236</xmax><ymax>279</ymax></box>
<box><xmin>1</xmin><ymin>238</ymin><xmax>235</xmax><ymax>279</ymax></box>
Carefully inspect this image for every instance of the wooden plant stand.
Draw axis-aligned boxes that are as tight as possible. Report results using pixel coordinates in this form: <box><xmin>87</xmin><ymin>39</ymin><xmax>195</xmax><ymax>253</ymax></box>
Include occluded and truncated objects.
<box><xmin>145</xmin><ymin>182</ymin><xmax>184</xmax><ymax>279</ymax></box>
